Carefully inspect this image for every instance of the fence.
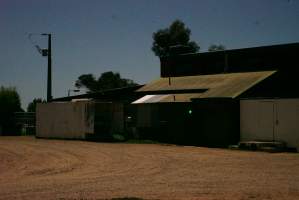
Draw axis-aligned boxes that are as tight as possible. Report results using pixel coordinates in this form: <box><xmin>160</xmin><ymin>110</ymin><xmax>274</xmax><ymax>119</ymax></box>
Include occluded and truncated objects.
<box><xmin>14</xmin><ymin>112</ymin><xmax>36</xmax><ymax>135</ymax></box>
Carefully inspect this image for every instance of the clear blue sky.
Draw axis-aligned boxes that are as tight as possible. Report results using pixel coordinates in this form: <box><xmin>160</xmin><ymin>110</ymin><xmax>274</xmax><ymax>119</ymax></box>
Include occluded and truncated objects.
<box><xmin>1</xmin><ymin>0</ymin><xmax>299</xmax><ymax>109</ymax></box>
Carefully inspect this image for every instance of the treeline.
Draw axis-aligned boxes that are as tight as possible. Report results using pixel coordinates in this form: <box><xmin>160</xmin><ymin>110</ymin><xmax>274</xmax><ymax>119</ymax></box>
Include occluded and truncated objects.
<box><xmin>0</xmin><ymin>86</ymin><xmax>23</xmax><ymax>135</ymax></box>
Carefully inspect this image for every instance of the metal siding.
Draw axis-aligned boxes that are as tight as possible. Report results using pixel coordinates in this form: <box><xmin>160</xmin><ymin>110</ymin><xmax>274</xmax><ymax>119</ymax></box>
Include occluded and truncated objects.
<box><xmin>111</xmin><ymin>103</ymin><xmax>124</xmax><ymax>133</ymax></box>
<box><xmin>136</xmin><ymin>104</ymin><xmax>153</xmax><ymax>127</ymax></box>
<box><xmin>134</xmin><ymin>100</ymin><xmax>239</xmax><ymax>146</ymax></box>
<box><xmin>275</xmin><ymin>100</ymin><xmax>299</xmax><ymax>149</ymax></box>
<box><xmin>36</xmin><ymin>102</ymin><xmax>94</xmax><ymax>139</ymax></box>
<box><xmin>93</xmin><ymin>102</ymin><xmax>125</xmax><ymax>138</ymax></box>
<box><xmin>160</xmin><ymin>43</ymin><xmax>299</xmax><ymax>77</ymax></box>
<box><xmin>241</xmin><ymin>100</ymin><xmax>275</xmax><ymax>141</ymax></box>
<box><xmin>240</xmin><ymin>99</ymin><xmax>299</xmax><ymax>150</ymax></box>
<box><xmin>193</xmin><ymin>99</ymin><xmax>240</xmax><ymax>146</ymax></box>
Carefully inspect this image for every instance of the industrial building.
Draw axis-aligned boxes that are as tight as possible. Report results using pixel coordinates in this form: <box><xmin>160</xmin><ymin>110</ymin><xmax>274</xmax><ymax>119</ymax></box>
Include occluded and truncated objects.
<box><xmin>132</xmin><ymin>71</ymin><xmax>275</xmax><ymax>146</ymax></box>
<box><xmin>133</xmin><ymin>42</ymin><xmax>299</xmax><ymax>149</ymax></box>
<box><xmin>36</xmin><ymin>42</ymin><xmax>299</xmax><ymax>150</ymax></box>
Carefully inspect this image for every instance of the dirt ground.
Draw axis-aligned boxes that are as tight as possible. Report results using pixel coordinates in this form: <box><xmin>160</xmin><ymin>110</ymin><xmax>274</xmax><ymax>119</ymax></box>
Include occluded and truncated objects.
<box><xmin>0</xmin><ymin>136</ymin><xmax>299</xmax><ymax>200</ymax></box>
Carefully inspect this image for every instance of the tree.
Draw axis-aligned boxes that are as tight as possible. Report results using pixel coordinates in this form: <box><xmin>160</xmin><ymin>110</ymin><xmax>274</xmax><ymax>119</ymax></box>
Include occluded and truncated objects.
<box><xmin>152</xmin><ymin>20</ymin><xmax>199</xmax><ymax>57</ymax></box>
<box><xmin>208</xmin><ymin>44</ymin><xmax>226</xmax><ymax>52</ymax></box>
<box><xmin>0</xmin><ymin>86</ymin><xmax>23</xmax><ymax>135</ymax></box>
<box><xmin>75</xmin><ymin>71</ymin><xmax>138</xmax><ymax>92</ymax></box>
<box><xmin>75</xmin><ymin>74</ymin><xmax>98</xmax><ymax>92</ymax></box>
<box><xmin>27</xmin><ymin>98</ymin><xmax>46</xmax><ymax>112</ymax></box>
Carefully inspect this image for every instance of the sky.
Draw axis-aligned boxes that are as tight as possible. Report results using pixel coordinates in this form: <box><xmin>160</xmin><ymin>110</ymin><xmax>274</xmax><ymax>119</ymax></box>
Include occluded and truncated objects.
<box><xmin>1</xmin><ymin>0</ymin><xmax>299</xmax><ymax>109</ymax></box>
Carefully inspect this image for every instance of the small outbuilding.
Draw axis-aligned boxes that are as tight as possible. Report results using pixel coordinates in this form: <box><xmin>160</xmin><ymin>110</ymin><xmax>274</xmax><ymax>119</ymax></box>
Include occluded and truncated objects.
<box><xmin>36</xmin><ymin>86</ymin><xmax>143</xmax><ymax>140</ymax></box>
<box><xmin>36</xmin><ymin>100</ymin><xmax>94</xmax><ymax>139</ymax></box>
<box><xmin>36</xmin><ymin>100</ymin><xmax>126</xmax><ymax>140</ymax></box>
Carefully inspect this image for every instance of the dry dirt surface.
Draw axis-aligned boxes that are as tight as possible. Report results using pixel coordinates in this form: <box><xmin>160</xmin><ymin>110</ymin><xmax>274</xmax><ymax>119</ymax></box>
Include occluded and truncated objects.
<box><xmin>1</xmin><ymin>136</ymin><xmax>299</xmax><ymax>200</ymax></box>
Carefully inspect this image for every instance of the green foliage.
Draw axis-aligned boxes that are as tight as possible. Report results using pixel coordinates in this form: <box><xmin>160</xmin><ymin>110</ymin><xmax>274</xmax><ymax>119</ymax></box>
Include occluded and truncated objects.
<box><xmin>75</xmin><ymin>71</ymin><xmax>138</xmax><ymax>92</ymax></box>
<box><xmin>27</xmin><ymin>98</ymin><xmax>46</xmax><ymax>112</ymax></box>
<box><xmin>152</xmin><ymin>19</ymin><xmax>199</xmax><ymax>57</ymax></box>
<box><xmin>75</xmin><ymin>74</ymin><xmax>98</xmax><ymax>92</ymax></box>
<box><xmin>0</xmin><ymin>86</ymin><xmax>23</xmax><ymax>134</ymax></box>
<box><xmin>208</xmin><ymin>44</ymin><xmax>226</xmax><ymax>52</ymax></box>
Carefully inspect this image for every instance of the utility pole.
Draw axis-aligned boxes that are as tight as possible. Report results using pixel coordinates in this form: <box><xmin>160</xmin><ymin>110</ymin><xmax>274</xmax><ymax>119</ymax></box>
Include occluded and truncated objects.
<box><xmin>29</xmin><ymin>33</ymin><xmax>53</xmax><ymax>102</ymax></box>
<box><xmin>47</xmin><ymin>34</ymin><xmax>52</xmax><ymax>102</ymax></box>
<box><xmin>41</xmin><ymin>34</ymin><xmax>52</xmax><ymax>102</ymax></box>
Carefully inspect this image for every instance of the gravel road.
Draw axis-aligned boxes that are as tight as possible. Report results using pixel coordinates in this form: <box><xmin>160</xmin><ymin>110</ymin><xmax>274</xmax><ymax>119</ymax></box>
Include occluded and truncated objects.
<box><xmin>0</xmin><ymin>136</ymin><xmax>299</xmax><ymax>200</ymax></box>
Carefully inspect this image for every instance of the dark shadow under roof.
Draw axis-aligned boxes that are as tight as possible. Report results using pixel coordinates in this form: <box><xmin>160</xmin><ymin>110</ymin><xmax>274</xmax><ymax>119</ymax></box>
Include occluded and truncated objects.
<box><xmin>52</xmin><ymin>85</ymin><xmax>144</xmax><ymax>102</ymax></box>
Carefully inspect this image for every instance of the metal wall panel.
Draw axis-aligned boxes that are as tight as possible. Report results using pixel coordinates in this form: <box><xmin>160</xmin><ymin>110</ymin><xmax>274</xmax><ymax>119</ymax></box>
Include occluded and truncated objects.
<box><xmin>36</xmin><ymin>101</ymin><xmax>94</xmax><ymax>139</ymax></box>
<box><xmin>240</xmin><ymin>99</ymin><xmax>299</xmax><ymax>150</ymax></box>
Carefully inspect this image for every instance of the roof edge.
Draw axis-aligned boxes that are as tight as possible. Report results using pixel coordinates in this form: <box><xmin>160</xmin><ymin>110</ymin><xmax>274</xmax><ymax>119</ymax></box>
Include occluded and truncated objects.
<box><xmin>232</xmin><ymin>70</ymin><xmax>277</xmax><ymax>98</ymax></box>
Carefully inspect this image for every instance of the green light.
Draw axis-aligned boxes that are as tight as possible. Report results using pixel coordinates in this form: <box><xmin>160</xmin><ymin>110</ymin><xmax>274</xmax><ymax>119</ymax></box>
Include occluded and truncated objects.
<box><xmin>188</xmin><ymin>109</ymin><xmax>192</xmax><ymax>114</ymax></box>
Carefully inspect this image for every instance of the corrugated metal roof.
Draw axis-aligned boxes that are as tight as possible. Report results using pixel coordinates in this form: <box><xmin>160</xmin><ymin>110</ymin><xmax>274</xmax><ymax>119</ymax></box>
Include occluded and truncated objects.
<box><xmin>132</xmin><ymin>95</ymin><xmax>168</xmax><ymax>104</ymax></box>
<box><xmin>136</xmin><ymin>71</ymin><xmax>276</xmax><ymax>100</ymax></box>
<box><xmin>132</xmin><ymin>94</ymin><xmax>206</xmax><ymax>103</ymax></box>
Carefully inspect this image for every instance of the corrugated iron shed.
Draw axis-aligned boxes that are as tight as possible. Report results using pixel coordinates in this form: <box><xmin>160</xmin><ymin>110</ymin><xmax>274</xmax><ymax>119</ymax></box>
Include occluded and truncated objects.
<box><xmin>136</xmin><ymin>71</ymin><xmax>276</xmax><ymax>101</ymax></box>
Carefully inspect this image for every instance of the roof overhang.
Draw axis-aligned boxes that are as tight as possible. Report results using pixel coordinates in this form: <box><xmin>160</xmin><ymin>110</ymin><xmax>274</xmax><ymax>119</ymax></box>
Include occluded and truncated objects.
<box><xmin>134</xmin><ymin>71</ymin><xmax>276</xmax><ymax>103</ymax></box>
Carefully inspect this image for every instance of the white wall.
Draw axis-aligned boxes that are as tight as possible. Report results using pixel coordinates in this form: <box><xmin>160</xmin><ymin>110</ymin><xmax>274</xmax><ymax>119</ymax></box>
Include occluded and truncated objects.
<box><xmin>36</xmin><ymin>101</ymin><xmax>94</xmax><ymax>139</ymax></box>
<box><xmin>241</xmin><ymin>99</ymin><xmax>299</xmax><ymax>150</ymax></box>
